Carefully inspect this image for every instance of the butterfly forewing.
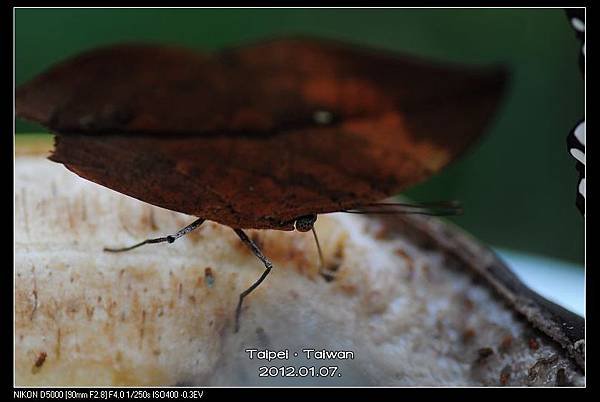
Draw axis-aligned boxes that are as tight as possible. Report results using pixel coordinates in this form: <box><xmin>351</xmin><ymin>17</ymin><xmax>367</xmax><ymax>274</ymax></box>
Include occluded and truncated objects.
<box><xmin>17</xmin><ymin>37</ymin><xmax>508</xmax><ymax>229</ymax></box>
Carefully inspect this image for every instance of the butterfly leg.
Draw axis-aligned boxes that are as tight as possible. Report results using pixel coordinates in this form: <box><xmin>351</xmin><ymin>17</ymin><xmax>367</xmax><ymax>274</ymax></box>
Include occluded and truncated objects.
<box><xmin>233</xmin><ymin>228</ymin><xmax>273</xmax><ymax>333</ymax></box>
<box><xmin>104</xmin><ymin>218</ymin><xmax>205</xmax><ymax>252</ymax></box>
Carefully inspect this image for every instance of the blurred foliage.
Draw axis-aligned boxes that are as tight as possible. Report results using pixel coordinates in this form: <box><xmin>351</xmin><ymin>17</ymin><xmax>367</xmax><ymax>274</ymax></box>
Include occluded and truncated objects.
<box><xmin>15</xmin><ymin>8</ymin><xmax>584</xmax><ymax>264</ymax></box>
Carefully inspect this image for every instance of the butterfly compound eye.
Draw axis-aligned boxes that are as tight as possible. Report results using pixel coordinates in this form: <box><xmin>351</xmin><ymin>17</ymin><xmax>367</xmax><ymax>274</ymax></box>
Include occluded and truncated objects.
<box><xmin>294</xmin><ymin>214</ymin><xmax>318</xmax><ymax>232</ymax></box>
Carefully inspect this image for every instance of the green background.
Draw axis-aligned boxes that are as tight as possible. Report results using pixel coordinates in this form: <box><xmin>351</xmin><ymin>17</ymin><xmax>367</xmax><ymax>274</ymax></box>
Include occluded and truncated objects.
<box><xmin>14</xmin><ymin>8</ymin><xmax>585</xmax><ymax>265</ymax></box>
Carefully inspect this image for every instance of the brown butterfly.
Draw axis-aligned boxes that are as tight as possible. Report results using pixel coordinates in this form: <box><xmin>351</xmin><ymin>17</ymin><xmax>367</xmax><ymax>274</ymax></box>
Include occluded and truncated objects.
<box><xmin>16</xmin><ymin>37</ymin><xmax>508</xmax><ymax>331</ymax></box>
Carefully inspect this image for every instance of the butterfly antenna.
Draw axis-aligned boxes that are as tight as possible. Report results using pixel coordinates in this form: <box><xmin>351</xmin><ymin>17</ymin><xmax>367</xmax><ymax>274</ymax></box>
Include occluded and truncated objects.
<box><xmin>344</xmin><ymin>200</ymin><xmax>463</xmax><ymax>216</ymax></box>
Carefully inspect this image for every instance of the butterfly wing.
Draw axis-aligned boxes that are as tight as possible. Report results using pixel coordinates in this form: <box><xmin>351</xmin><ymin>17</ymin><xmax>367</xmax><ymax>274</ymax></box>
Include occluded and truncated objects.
<box><xmin>17</xmin><ymin>37</ymin><xmax>508</xmax><ymax>229</ymax></box>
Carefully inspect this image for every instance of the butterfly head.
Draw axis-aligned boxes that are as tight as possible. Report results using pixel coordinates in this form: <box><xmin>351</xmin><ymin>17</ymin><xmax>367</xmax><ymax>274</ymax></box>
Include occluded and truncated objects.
<box><xmin>294</xmin><ymin>214</ymin><xmax>317</xmax><ymax>232</ymax></box>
